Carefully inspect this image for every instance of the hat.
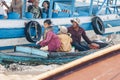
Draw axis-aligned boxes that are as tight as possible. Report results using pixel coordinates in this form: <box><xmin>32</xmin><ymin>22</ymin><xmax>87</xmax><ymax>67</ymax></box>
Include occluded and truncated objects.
<box><xmin>71</xmin><ymin>18</ymin><xmax>80</xmax><ymax>24</ymax></box>
<box><xmin>59</xmin><ymin>26</ymin><xmax>68</xmax><ymax>34</ymax></box>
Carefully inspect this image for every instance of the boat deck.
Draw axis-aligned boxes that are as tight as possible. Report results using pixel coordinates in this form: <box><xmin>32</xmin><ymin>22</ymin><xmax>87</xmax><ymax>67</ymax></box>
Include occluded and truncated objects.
<box><xmin>43</xmin><ymin>50</ymin><xmax>120</xmax><ymax>80</ymax></box>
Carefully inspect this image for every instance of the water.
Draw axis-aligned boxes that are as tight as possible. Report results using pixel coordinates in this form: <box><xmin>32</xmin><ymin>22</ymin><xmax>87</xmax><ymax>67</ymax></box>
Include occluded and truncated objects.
<box><xmin>0</xmin><ymin>63</ymin><xmax>60</xmax><ymax>80</ymax></box>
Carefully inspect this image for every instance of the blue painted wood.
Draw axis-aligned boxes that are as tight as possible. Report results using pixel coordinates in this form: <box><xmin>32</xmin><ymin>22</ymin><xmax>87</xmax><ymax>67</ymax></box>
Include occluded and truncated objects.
<box><xmin>89</xmin><ymin>0</ymin><xmax>94</xmax><ymax>15</ymax></box>
<box><xmin>0</xmin><ymin>19</ymin><xmax>120</xmax><ymax>39</ymax></box>
<box><xmin>32</xmin><ymin>48</ymin><xmax>48</xmax><ymax>58</ymax></box>
<box><xmin>22</xmin><ymin>0</ymin><xmax>27</xmax><ymax>17</ymax></box>
<box><xmin>0</xmin><ymin>46</ymin><xmax>14</xmax><ymax>50</ymax></box>
<box><xmin>0</xmin><ymin>44</ymin><xmax>36</xmax><ymax>50</ymax></box>
<box><xmin>104</xmin><ymin>19</ymin><xmax>120</xmax><ymax>27</ymax></box>
<box><xmin>0</xmin><ymin>27</ymin><xmax>36</xmax><ymax>39</ymax></box>
<box><xmin>0</xmin><ymin>47</ymin><xmax>99</xmax><ymax>64</ymax></box>
<box><xmin>0</xmin><ymin>28</ymin><xmax>25</xmax><ymax>39</ymax></box>
<box><xmin>0</xmin><ymin>15</ymin><xmax>4</xmax><ymax>19</ymax></box>
<box><xmin>8</xmin><ymin>12</ymin><xmax>20</xmax><ymax>19</ymax></box>
<box><xmin>16</xmin><ymin>46</ymin><xmax>32</xmax><ymax>54</ymax></box>
<box><xmin>0</xmin><ymin>52</ymin><xmax>47</xmax><ymax>64</ymax></box>
<box><xmin>16</xmin><ymin>46</ymin><xmax>48</xmax><ymax>58</ymax></box>
<box><xmin>25</xmin><ymin>12</ymin><xmax>33</xmax><ymax>19</ymax></box>
<box><xmin>0</xmin><ymin>52</ymin><xmax>81</xmax><ymax>64</ymax></box>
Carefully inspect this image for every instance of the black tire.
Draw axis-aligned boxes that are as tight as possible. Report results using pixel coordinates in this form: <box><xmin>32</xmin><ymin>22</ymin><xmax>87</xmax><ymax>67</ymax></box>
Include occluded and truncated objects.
<box><xmin>92</xmin><ymin>16</ymin><xmax>105</xmax><ymax>35</ymax></box>
<box><xmin>25</xmin><ymin>21</ymin><xmax>42</xmax><ymax>43</ymax></box>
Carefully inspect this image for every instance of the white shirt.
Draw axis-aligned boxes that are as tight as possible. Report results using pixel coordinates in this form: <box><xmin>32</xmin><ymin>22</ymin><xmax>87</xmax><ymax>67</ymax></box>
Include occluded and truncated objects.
<box><xmin>0</xmin><ymin>6</ymin><xmax>7</xmax><ymax>17</ymax></box>
<box><xmin>0</xmin><ymin>0</ymin><xmax>7</xmax><ymax>17</ymax></box>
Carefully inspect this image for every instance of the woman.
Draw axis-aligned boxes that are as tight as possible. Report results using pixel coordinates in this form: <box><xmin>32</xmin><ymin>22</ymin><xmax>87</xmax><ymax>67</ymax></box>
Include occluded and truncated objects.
<box><xmin>42</xmin><ymin>0</ymin><xmax>49</xmax><ymax>18</ymax></box>
<box><xmin>57</xmin><ymin>26</ymin><xmax>72</xmax><ymax>52</ymax></box>
<box><xmin>68</xmin><ymin>18</ymin><xmax>99</xmax><ymax>51</ymax></box>
<box><xmin>36</xmin><ymin>19</ymin><xmax>61</xmax><ymax>52</ymax></box>
<box><xmin>9</xmin><ymin>0</ymin><xmax>22</xmax><ymax>18</ymax></box>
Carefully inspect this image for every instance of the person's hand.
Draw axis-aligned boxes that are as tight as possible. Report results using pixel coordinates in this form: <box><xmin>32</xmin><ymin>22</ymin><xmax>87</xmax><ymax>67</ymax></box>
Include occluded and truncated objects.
<box><xmin>36</xmin><ymin>41</ymin><xmax>40</xmax><ymax>45</ymax></box>
<box><xmin>36</xmin><ymin>38</ymin><xmax>43</xmax><ymax>45</ymax></box>
<box><xmin>89</xmin><ymin>43</ymin><xmax>100</xmax><ymax>49</ymax></box>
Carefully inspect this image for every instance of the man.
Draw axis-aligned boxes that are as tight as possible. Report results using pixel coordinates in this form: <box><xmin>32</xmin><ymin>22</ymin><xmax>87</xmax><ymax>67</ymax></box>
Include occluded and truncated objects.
<box><xmin>68</xmin><ymin>18</ymin><xmax>99</xmax><ymax>51</ymax></box>
<box><xmin>28</xmin><ymin>0</ymin><xmax>42</xmax><ymax>18</ymax></box>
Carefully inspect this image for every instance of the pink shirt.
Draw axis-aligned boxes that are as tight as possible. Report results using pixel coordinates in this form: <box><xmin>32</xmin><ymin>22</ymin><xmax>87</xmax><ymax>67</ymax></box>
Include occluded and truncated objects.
<box><xmin>40</xmin><ymin>31</ymin><xmax>61</xmax><ymax>52</ymax></box>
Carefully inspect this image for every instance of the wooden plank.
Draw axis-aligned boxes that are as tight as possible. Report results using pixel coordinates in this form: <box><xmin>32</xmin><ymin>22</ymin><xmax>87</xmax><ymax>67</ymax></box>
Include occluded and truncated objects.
<box><xmin>0</xmin><ymin>14</ymin><xmax>119</xmax><ymax>28</ymax></box>
<box><xmin>3</xmin><ymin>52</ymin><xmax>41</xmax><ymax>58</ymax></box>
<box><xmin>0</xmin><ymin>52</ymin><xmax>45</xmax><ymax>64</ymax></box>
<box><xmin>0</xmin><ymin>20</ymin><xmax>26</xmax><ymax>28</ymax></box>
<box><xmin>31</xmin><ymin>48</ymin><xmax>48</xmax><ymax>58</ymax></box>
<box><xmin>16</xmin><ymin>46</ymin><xmax>32</xmax><ymax>54</ymax></box>
<box><xmin>16</xmin><ymin>46</ymin><xmax>48</xmax><ymax>58</ymax></box>
<box><xmin>86</xmin><ymin>26</ymin><xmax>120</xmax><ymax>37</ymax></box>
<box><xmin>53</xmin><ymin>51</ymin><xmax>120</xmax><ymax>80</ymax></box>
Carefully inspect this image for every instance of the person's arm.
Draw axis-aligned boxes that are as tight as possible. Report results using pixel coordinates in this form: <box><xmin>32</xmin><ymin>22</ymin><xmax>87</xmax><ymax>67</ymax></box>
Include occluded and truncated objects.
<box><xmin>2</xmin><ymin>1</ymin><xmax>9</xmax><ymax>9</ymax></box>
<box><xmin>3</xmin><ymin>9</ymin><xmax>7</xmax><ymax>18</ymax></box>
<box><xmin>70</xmin><ymin>36</ymin><xmax>72</xmax><ymax>43</ymax></box>
<box><xmin>82</xmin><ymin>29</ymin><xmax>92</xmax><ymax>44</ymax></box>
<box><xmin>8</xmin><ymin>5</ymin><xmax>12</xmax><ymax>12</ymax></box>
<box><xmin>82</xmin><ymin>28</ymin><xmax>100</xmax><ymax>49</ymax></box>
<box><xmin>40</xmin><ymin>31</ymin><xmax>53</xmax><ymax>47</ymax></box>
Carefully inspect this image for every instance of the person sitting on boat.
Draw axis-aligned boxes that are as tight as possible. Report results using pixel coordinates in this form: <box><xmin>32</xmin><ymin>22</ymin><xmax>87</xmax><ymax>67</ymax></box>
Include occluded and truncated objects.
<box><xmin>41</xmin><ymin>0</ymin><xmax>49</xmax><ymax>18</ymax></box>
<box><xmin>9</xmin><ymin>0</ymin><xmax>22</xmax><ymax>18</ymax></box>
<box><xmin>68</xmin><ymin>18</ymin><xmax>99</xmax><ymax>51</ymax></box>
<box><xmin>27</xmin><ymin>0</ymin><xmax>42</xmax><ymax>19</ymax></box>
<box><xmin>57</xmin><ymin>26</ymin><xmax>72</xmax><ymax>52</ymax></box>
<box><xmin>0</xmin><ymin>0</ymin><xmax>9</xmax><ymax>19</ymax></box>
<box><xmin>36</xmin><ymin>19</ymin><xmax>61</xmax><ymax>52</ymax></box>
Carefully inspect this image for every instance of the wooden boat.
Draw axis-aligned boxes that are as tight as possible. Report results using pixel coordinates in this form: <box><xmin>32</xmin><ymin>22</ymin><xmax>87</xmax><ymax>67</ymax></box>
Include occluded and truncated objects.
<box><xmin>0</xmin><ymin>0</ymin><xmax>120</xmax><ymax>65</ymax></box>
<box><xmin>0</xmin><ymin>41</ymin><xmax>111</xmax><ymax>65</ymax></box>
<box><xmin>0</xmin><ymin>45</ymin><xmax>99</xmax><ymax>65</ymax></box>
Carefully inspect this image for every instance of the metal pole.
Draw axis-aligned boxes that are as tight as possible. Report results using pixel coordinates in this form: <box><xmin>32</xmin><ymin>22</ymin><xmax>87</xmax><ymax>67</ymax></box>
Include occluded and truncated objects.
<box><xmin>22</xmin><ymin>0</ymin><xmax>27</xmax><ymax>18</ymax></box>
<box><xmin>96</xmin><ymin>0</ymin><xmax>107</xmax><ymax>15</ymax></box>
<box><xmin>48</xmin><ymin>0</ymin><xmax>54</xmax><ymax>18</ymax></box>
<box><xmin>114</xmin><ymin>0</ymin><xmax>118</xmax><ymax>13</ymax></box>
<box><xmin>71</xmin><ymin>0</ymin><xmax>75</xmax><ymax>17</ymax></box>
<box><xmin>89</xmin><ymin>0</ymin><xmax>94</xmax><ymax>16</ymax></box>
<box><xmin>106</xmin><ymin>0</ymin><xmax>110</xmax><ymax>14</ymax></box>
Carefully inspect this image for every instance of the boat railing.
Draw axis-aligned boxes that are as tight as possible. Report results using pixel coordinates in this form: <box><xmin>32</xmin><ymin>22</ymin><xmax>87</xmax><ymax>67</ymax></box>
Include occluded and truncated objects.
<box><xmin>0</xmin><ymin>0</ymin><xmax>119</xmax><ymax>20</ymax></box>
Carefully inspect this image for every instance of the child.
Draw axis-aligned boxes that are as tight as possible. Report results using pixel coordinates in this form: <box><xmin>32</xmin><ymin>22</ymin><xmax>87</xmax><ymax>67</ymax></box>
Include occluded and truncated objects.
<box><xmin>36</xmin><ymin>19</ymin><xmax>61</xmax><ymax>52</ymax></box>
<box><xmin>57</xmin><ymin>26</ymin><xmax>72</xmax><ymax>52</ymax></box>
